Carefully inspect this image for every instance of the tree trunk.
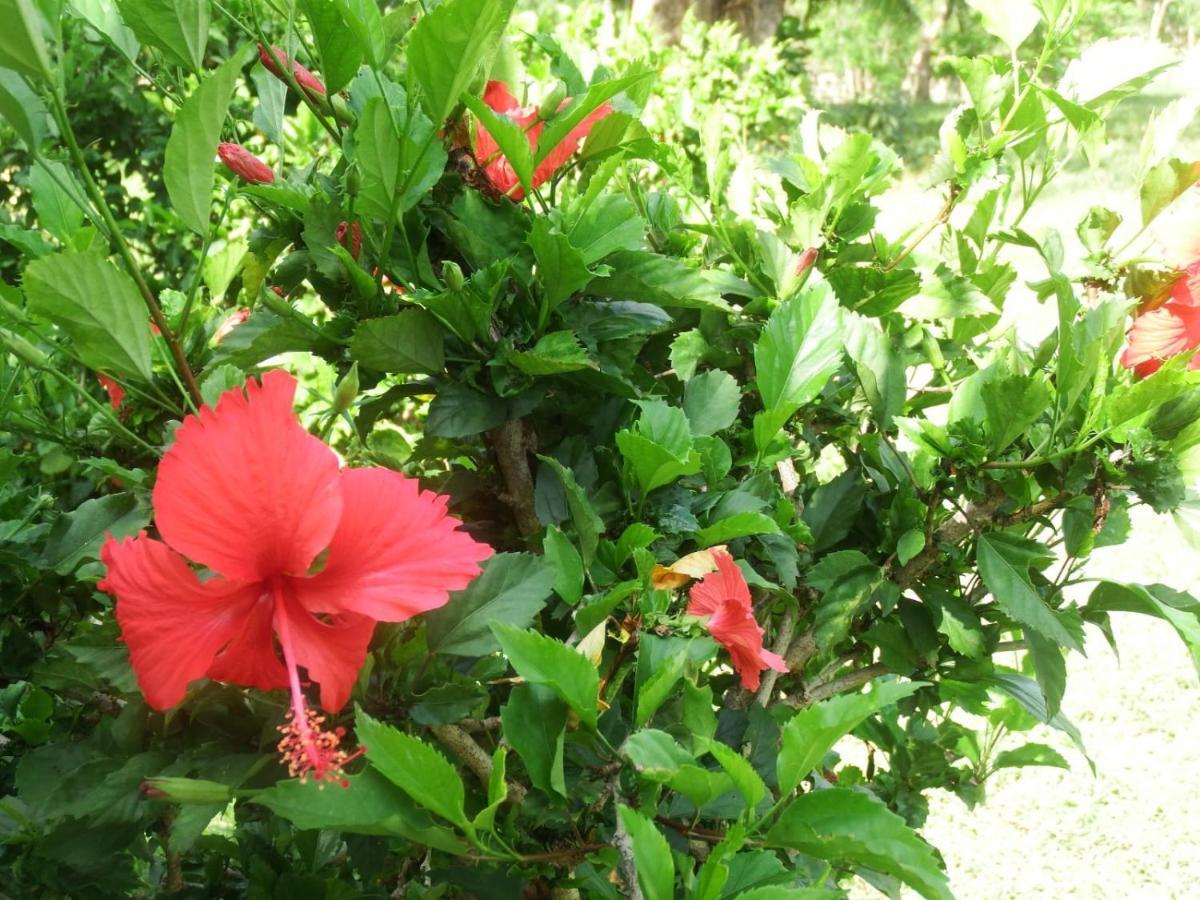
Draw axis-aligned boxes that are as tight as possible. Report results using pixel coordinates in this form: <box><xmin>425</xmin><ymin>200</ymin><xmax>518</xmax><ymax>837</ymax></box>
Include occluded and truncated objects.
<box><xmin>630</xmin><ymin>0</ymin><xmax>784</xmax><ymax>45</ymax></box>
<box><xmin>905</xmin><ymin>0</ymin><xmax>956</xmax><ymax>102</ymax></box>
<box><xmin>1149</xmin><ymin>0</ymin><xmax>1174</xmax><ymax>42</ymax></box>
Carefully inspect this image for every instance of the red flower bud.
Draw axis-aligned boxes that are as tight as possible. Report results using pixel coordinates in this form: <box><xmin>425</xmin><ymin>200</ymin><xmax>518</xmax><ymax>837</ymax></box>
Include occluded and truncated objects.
<box><xmin>258</xmin><ymin>44</ymin><xmax>327</xmax><ymax>97</ymax></box>
<box><xmin>336</xmin><ymin>221</ymin><xmax>362</xmax><ymax>260</ymax></box>
<box><xmin>97</xmin><ymin>374</ymin><xmax>125</xmax><ymax>410</ymax></box>
<box><xmin>218</xmin><ymin>143</ymin><xmax>275</xmax><ymax>185</ymax></box>
<box><xmin>214</xmin><ymin>308</ymin><xmax>251</xmax><ymax>345</ymax></box>
<box><xmin>796</xmin><ymin>247</ymin><xmax>819</xmax><ymax>276</ymax></box>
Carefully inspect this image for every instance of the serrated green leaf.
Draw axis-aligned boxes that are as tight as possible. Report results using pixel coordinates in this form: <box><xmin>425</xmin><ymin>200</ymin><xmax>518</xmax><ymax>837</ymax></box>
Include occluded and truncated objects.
<box><xmin>977</xmin><ymin>533</ymin><xmax>1080</xmax><ymax>650</ymax></box>
<box><xmin>492</xmin><ymin>624</ymin><xmax>599</xmax><ymax>729</ymax></box>
<box><xmin>350</xmin><ymin>309</ymin><xmax>445</xmax><ymax>373</ymax></box>
<box><xmin>500</xmin><ymin>683</ymin><xmax>567</xmax><ymax>797</ymax></box>
<box><xmin>617</xmin><ymin>804</ymin><xmax>675</xmax><ymax>900</ymax></box>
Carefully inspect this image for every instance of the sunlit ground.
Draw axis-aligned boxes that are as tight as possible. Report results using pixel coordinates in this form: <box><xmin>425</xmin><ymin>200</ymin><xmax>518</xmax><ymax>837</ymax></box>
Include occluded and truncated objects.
<box><xmin>854</xmin><ymin>42</ymin><xmax>1200</xmax><ymax>899</ymax></box>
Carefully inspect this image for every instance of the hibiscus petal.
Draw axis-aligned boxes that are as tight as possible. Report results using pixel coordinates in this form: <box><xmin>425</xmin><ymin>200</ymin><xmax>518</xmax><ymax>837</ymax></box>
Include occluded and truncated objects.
<box><xmin>154</xmin><ymin>370</ymin><xmax>343</xmax><ymax>582</ymax></box>
<box><xmin>291</xmin><ymin>467</ymin><xmax>492</xmax><ymax>622</ymax></box>
<box><xmin>100</xmin><ymin>533</ymin><xmax>260</xmax><ymax>710</ymax></box>
<box><xmin>205</xmin><ymin>591</ymin><xmax>288</xmax><ymax>693</ymax></box>
<box><xmin>275</xmin><ymin>591</ymin><xmax>375</xmax><ymax>713</ymax></box>
<box><xmin>483</xmin><ymin>80</ymin><xmax>519</xmax><ymax>114</ymax></box>
<box><xmin>687</xmin><ymin>550</ymin><xmax>751</xmax><ymax>617</ymax></box>
<box><xmin>1172</xmin><ymin>260</ymin><xmax>1200</xmax><ymax>307</ymax></box>
<box><xmin>1121</xmin><ymin>306</ymin><xmax>1193</xmax><ymax>371</ymax></box>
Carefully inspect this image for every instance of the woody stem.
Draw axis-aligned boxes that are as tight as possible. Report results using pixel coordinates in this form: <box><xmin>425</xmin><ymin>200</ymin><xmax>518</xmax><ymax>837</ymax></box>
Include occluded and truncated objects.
<box><xmin>272</xmin><ymin>582</ymin><xmax>319</xmax><ymax>770</ymax></box>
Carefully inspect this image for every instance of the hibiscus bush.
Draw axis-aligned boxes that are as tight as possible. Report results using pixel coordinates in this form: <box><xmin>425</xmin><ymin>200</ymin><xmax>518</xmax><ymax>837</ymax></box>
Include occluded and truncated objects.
<box><xmin>3</xmin><ymin>0</ymin><xmax>1200</xmax><ymax>897</ymax></box>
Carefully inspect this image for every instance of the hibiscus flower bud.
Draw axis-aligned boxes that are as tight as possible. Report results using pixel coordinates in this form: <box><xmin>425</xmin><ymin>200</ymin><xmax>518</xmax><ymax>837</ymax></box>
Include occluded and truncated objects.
<box><xmin>258</xmin><ymin>44</ymin><xmax>327</xmax><ymax>97</ymax></box>
<box><xmin>795</xmin><ymin>247</ymin><xmax>819</xmax><ymax>276</ymax></box>
<box><xmin>538</xmin><ymin>81</ymin><xmax>567</xmax><ymax>121</ymax></box>
<box><xmin>218</xmin><ymin>143</ymin><xmax>275</xmax><ymax>185</ymax></box>
<box><xmin>336</xmin><ymin>221</ymin><xmax>362</xmax><ymax>260</ymax></box>
<box><xmin>213</xmin><ymin>308</ymin><xmax>251</xmax><ymax>345</ymax></box>
<box><xmin>141</xmin><ymin>777</ymin><xmax>232</xmax><ymax>805</ymax></box>
<box><xmin>443</xmin><ymin>260</ymin><xmax>465</xmax><ymax>291</ymax></box>
<box><xmin>333</xmin><ymin>362</ymin><xmax>359</xmax><ymax>414</ymax></box>
<box><xmin>331</xmin><ymin>94</ymin><xmax>353</xmax><ymax>126</ymax></box>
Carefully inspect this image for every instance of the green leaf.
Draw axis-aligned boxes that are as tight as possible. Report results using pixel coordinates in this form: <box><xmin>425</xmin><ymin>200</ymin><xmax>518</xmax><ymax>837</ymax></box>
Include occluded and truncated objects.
<box><xmin>1026</xmin><ymin>629</ymin><xmax>1067</xmax><ymax>719</ymax></box>
<box><xmin>1140</xmin><ymin>157</ymin><xmax>1200</xmax><ymax>227</ymax></box>
<box><xmin>617</xmin><ymin>804</ymin><xmax>675</xmax><ymax>900</ymax></box>
<box><xmin>507</xmin><ymin>330</ymin><xmax>591</xmax><ymax>375</ymax></box>
<box><xmin>425</xmin><ymin>383</ymin><xmax>507</xmax><ymax>438</ymax></box>
<box><xmin>42</xmin><ymin>494</ymin><xmax>149</xmax><ymax>575</ymax></box>
<box><xmin>528</xmin><ymin>218</ymin><xmax>594</xmax><ymax>318</ymax></box>
<box><xmin>492</xmin><ymin>623</ymin><xmax>599</xmax><ymax>729</ymax></box>
<box><xmin>982</xmin><ymin>371</ymin><xmax>1051</xmax><ymax>454</ymax></box>
<box><xmin>896</xmin><ymin>529</ymin><xmax>925</xmax><ymax>567</ymax></box>
<box><xmin>255</xmin><ymin>767</ymin><xmax>467</xmax><ymax>852</ymax></box>
<box><xmin>353</xmin><ymin>94</ymin><xmax>447</xmax><ymax>222</ymax></box>
<box><xmin>407</xmin><ymin>0</ymin><xmax>516</xmax><ymax>125</ymax></box>
<box><xmin>1087</xmin><ymin>581</ymin><xmax>1200</xmax><ymax>676</ymax></box>
<box><xmin>991</xmin><ymin>742</ymin><xmax>1070</xmax><ymax>772</ymax></box>
<box><xmin>23</xmin><ymin>252</ymin><xmax>154</xmax><ymax>381</ymax></box>
<box><xmin>767</xmin><ymin>788</ymin><xmax>951</xmax><ymax>900</ymax></box>
<box><xmin>299</xmin><ymin>0</ymin><xmax>363</xmax><ymax>93</ymax></box>
<box><xmin>409</xmin><ymin>683</ymin><xmax>489</xmax><ymax>726</ymax></box>
<box><xmin>966</xmin><ymin>0</ymin><xmax>1040</xmax><ymax>52</ymax></box>
<box><xmin>334</xmin><ymin>0</ymin><xmax>386</xmax><ymax>67</ymax></box>
<box><xmin>533</xmin><ymin>70</ymin><xmax>654</xmax><ymax>167</ymax></box>
<box><xmin>695</xmin><ymin>512</ymin><xmax>781</xmax><ymax>548</ymax></box>
<box><xmin>927</xmin><ymin>592</ymin><xmax>985</xmax><ymax>658</ymax></box>
<box><xmin>0</xmin><ymin>69</ymin><xmax>50</xmax><ymax>149</ymax></box>
<box><xmin>806</xmin><ymin>550</ymin><xmax>881</xmax><ymax>649</ymax></box>
<box><xmin>753</xmin><ymin>286</ymin><xmax>844</xmax><ymax>451</ymax></box>
<box><xmin>250</xmin><ymin>66</ymin><xmax>286</xmax><ymax>147</ymax></box>
<box><xmin>586</xmin><ymin>250</ymin><xmax>730</xmax><ymax>311</ymax></box>
<box><xmin>845</xmin><ymin>314</ymin><xmax>905</xmax><ymax>428</ymax></box>
<box><xmin>977</xmin><ymin>533</ymin><xmax>1080</xmax><ymax>650</ymax></box>
<box><xmin>683</xmin><ymin>369</ymin><xmax>741</xmax><ymax>436</ymax></box>
<box><xmin>350</xmin><ymin>309</ymin><xmax>445</xmax><ymax>373</ymax></box>
<box><xmin>543</xmin><ymin>525</ymin><xmax>584</xmax><ymax>605</ymax></box>
<box><xmin>0</xmin><ymin>0</ymin><xmax>52</xmax><ymax>81</ymax></box>
<box><xmin>463</xmin><ymin>91</ymin><xmax>534</xmax><ymax>199</ymax></box>
<box><xmin>500</xmin><ymin>683</ymin><xmax>567</xmax><ymax>797</ymax></box>
<box><xmin>616</xmin><ymin>399</ymin><xmax>702</xmax><ymax>496</ymax></box>
<box><xmin>117</xmin><ymin>0</ymin><xmax>208</xmax><ymax>71</ymax></box>
<box><xmin>164</xmin><ymin>50</ymin><xmax>246</xmax><ymax>236</ymax></box>
<box><xmin>538</xmin><ymin>455</ymin><xmax>604</xmax><ymax>563</ymax></box>
<box><xmin>425</xmin><ymin>553</ymin><xmax>556</xmax><ymax>656</ymax></box>
<box><xmin>704</xmin><ymin>739</ymin><xmax>766</xmax><ymax>812</ymax></box>
<box><xmin>29</xmin><ymin>160</ymin><xmax>85</xmax><ymax>243</ymax></box>
<box><xmin>354</xmin><ymin>709</ymin><xmax>470</xmax><ymax>831</ymax></box>
<box><xmin>777</xmin><ymin>681</ymin><xmax>922</xmax><ymax>797</ymax></box>
<box><xmin>635</xmin><ymin>652</ymin><xmax>685</xmax><ymax>726</ymax></box>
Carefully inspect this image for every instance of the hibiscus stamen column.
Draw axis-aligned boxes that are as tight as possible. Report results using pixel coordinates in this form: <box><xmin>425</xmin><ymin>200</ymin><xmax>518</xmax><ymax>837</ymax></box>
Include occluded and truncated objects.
<box><xmin>272</xmin><ymin>579</ymin><xmax>361</xmax><ymax>786</ymax></box>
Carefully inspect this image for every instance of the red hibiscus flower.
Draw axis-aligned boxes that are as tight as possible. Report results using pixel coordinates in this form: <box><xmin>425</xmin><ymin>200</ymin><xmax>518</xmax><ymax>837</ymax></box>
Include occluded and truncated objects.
<box><xmin>1121</xmin><ymin>260</ymin><xmax>1200</xmax><ymax>378</ymax></box>
<box><xmin>218</xmin><ymin>143</ymin><xmax>275</xmax><ymax>185</ymax></box>
<box><xmin>99</xmin><ymin>371</ymin><xmax>491</xmax><ymax>783</ymax></box>
<box><xmin>258</xmin><ymin>44</ymin><xmax>327</xmax><ymax>97</ymax></box>
<box><xmin>97</xmin><ymin>374</ymin><xmax>125</xmax><ymax>410</ymax></box>
<box><xmin>213</xmin><ymin>308</ymin><xmax>251</xmax><ymax>345</ymax></box>
<box><xmin>686</xmin><ymin>550</ymin><xmax>787</xmax><ymax>692</ymax></box>
<box><xmin>473</xmin><ymin>80</ymin><xmax>613</xmax><ymax>200</ymax></box>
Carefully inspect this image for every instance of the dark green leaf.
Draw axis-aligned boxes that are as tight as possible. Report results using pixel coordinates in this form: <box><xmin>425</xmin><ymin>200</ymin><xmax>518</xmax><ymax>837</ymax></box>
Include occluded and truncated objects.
<box><xmin>767</xmin><ymin>788</ymin><xmax>951</xmax><ymax>900</ymax></box>
<box><xmin>350</xmin><ymin>309</ymin><xmax>445</xmax><ymax>373</ymax></box>
<box><xmin>501</xmin><ymin>683</ymin><xmax>567</xmax><ymax>797</ymax></box>
<box><xmin>977</xmin><ymin>533</ymin><xmax>1080</xmax><ymax>650</ymax></box>
<box><xmin>353</xmin><ymin>94</ymin><xmax>447</xmax><ymax>221</ymax></box>
<box><xmin>425</xmin><ymin>383</ymin><xmax>507</xmax><ymax>438</ymax></box>
<box><xmin>586</xmin><ymin>250</ymin><xmax>729</xmax><ymax>311</ymax></box>
<box><xmin>42</xmin><ymin>494</ymin><xmax>149</xmax><ymax>575</ymax></box>
<box><xmin>683</xmin><ymin>369</ymin><xmax>741</xmax><ymax>436</ymax></box>
<box><xmin>0</xmin><ymin>69</ymin><xmax>50</xmax><ymax>149</ymax></box>
<box><xmin>299</xmin><ymin>0</ymin><xmax>363</xmax><ymax>93</ymax></box>
<box><xmin>528</xmin><ymin>218</ymin><xmax>594</xmax><ymax>318</ymax></box>
<box><xmin>425</xmin><ymin>553</ymin><xmax>556</xmax><ymax>656</ymax></box>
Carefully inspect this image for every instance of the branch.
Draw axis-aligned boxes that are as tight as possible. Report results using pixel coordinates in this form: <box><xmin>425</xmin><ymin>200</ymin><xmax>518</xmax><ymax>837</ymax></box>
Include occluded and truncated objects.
<box><xmin>429</xmin><ymin>723</ymin><xmax>528</xmax><ymax>805</ymax></box>
<box><xmin>487</xmin><ymin>419</ymin><xmax>542</xmax><ymax>537</ymax></box>
<box><xmin>755</xmin><ymin>602</ymin><xmax>798</xmax><ymax>706</ymax></box>
<box><xmin>783</xmin><ymin>663</ymin><xmax>892</xmax><ymax>709</ymax></box>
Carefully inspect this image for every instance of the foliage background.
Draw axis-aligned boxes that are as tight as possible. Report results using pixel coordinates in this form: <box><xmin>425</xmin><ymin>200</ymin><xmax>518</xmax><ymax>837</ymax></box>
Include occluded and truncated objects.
<box><xmin>2</xmin><ymin>0</ymin><xmax>1200</xmax><ymax>897</ymax></box>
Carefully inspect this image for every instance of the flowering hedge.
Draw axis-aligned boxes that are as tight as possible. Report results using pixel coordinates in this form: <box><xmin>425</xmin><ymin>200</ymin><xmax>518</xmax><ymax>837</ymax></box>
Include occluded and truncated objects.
<box><xmin>2</xmin><ymin>0</ymin><xmax>1200</xmax><ymax>897</ymax></box>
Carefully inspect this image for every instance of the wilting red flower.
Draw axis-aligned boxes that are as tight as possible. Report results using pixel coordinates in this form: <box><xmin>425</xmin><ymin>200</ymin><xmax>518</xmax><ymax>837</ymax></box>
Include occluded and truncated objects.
<box><xmin>687</xmin><ymin>550</ymin><xmax>787</xmax><ymax>692</ymax></box>
<box><xmin>336</xmin><ymin>221</ymin><xmax>362</xmax><ymax>260</ymax></box>
<box><xmin>97</xmin><ymin>374</ymin><xmax>125</xmax><ymax>410</ymax></box>
<box><xmin>218</xmin><ymin>143</ymin><xmax>275</xmax><ymax>185</ymax></box>
<box><xmin>473</xmin><ymin>80</ymin><xmax>613</xmax><ymax>200</ymax></box>
<box><xmin>258</xmin><ymin>44</ymin><xmax>326</xmax><ymax>97</ymax></box>
<box><xmin>99</xmin><ymin>371</ymin><xmax>491</xmax><ymax>783</ymax></box>
<box><xmin>213</xmin><ymin>308</ymin><xmax>251</xmax><ymax>345</ymax></box>
<box><xmin>1121</xmin><ymin>260</ymin><xmax>1200</xmax><ymax>378</ymax></box>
